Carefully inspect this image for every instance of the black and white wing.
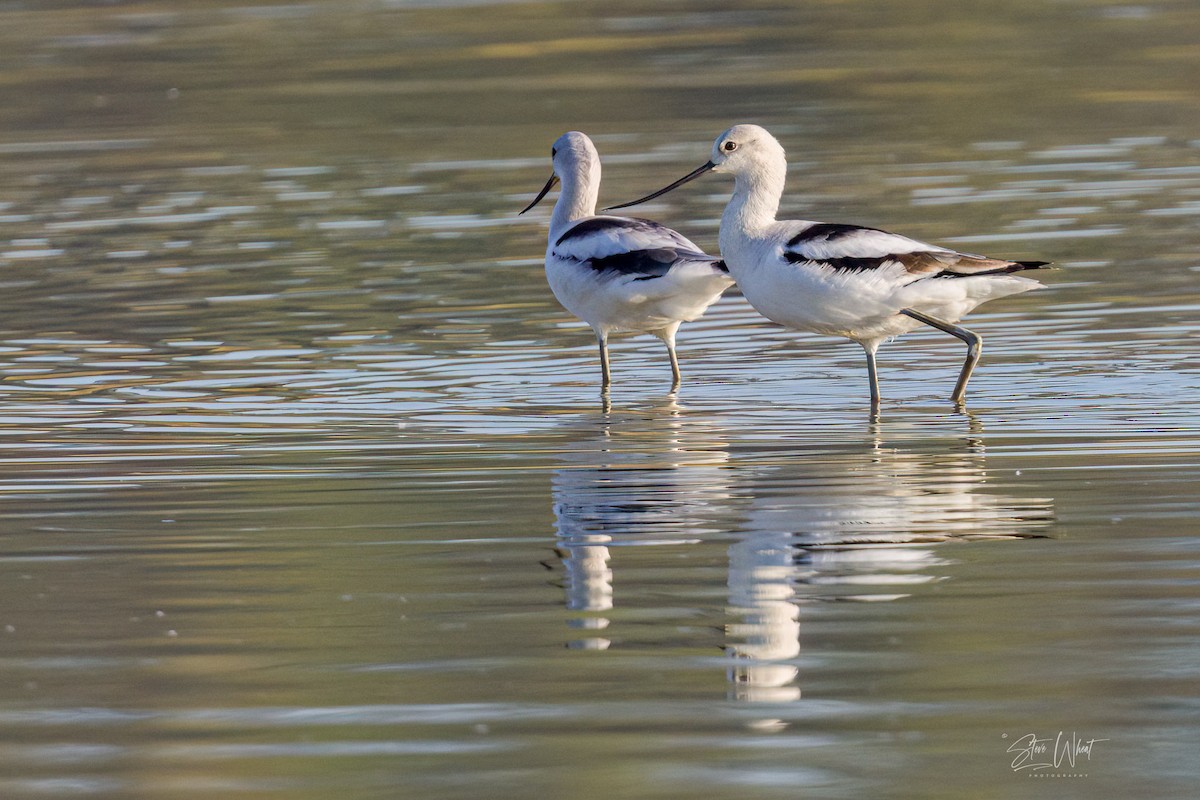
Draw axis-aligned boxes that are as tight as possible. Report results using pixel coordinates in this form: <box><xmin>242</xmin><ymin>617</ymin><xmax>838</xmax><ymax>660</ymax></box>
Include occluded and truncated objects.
<box><xmin>553</xmin><ymin>216</ymin><xmax>726</xmax><ymax>281</ymax></box>
<box><xmin>783</xmin><ymin>222</ymin><xmax>1047</xmax><ymax>279</ymax></box>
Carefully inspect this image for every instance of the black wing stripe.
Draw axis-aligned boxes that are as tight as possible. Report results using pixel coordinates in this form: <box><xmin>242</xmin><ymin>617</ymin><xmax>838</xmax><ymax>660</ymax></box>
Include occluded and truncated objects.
<box><xmin>785</xmin><ymin>222</ymin><xmax>884</xmax><ymax>249</ymax></box>
<box><xmin>587</xmin><ymin>248</ymin><xmax>676</xmax><ymax>279</ymax></box>
<box><xmin>783</xmin><ymin>253</ymin><xmax>897</xmax><ymax>271</ymax></box>
<box><xmin>551</xmin><ymin>247</ymin><xmax>721</xmax><ymax>280</ymax></box>
<box><xmin>785</xmin><ymin>250</ymin><xmax>1049</xmax><ymax>277</ymax></box>
<box><xmin>931</xmin><ymin>260</ymin><xmax>1049</xmax><ymax>279</ymax></box>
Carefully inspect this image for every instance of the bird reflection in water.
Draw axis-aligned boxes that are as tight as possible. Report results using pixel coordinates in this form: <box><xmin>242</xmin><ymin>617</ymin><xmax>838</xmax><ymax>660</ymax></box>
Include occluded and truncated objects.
<box><xmin>725</xmin><ymin>430</ymin><xmax>1054</xmax><ymax>706</ymax></box>
<box><xmin>550</xmin><ymin>410</ymin><xmax>1053</xmax><ymax>709</ymax></box>
<box><xmin>551</xmin><ymin>399</ymin><xmax>732</xmax><ymax>650</ymax></box>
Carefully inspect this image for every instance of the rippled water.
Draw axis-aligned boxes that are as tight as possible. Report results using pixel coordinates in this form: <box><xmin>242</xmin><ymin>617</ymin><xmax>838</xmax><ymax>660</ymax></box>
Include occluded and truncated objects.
<box><xmin>1</xmin><ymin>2</ymin><xmax>1198</xmax><ymax>798</ymax></box>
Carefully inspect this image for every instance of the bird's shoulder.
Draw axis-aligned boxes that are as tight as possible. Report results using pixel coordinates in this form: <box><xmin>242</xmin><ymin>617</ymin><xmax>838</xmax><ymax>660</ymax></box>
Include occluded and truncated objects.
<box><xmin>781</xmin><ymin>221</ymin><xmax>942</xmax><ymax>262</ymax></box>
<box><xmin>554</xmin><ymin>215</ymin><xmax>701</xmax><ymax>256</ymax></box>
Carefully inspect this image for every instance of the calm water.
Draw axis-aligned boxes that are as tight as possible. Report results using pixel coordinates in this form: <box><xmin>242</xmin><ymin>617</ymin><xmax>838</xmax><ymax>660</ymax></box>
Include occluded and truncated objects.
<box><xmin>1</xmin><ymin>2</ymin><xmax>1198</xmax><ymax>798</ymax></box>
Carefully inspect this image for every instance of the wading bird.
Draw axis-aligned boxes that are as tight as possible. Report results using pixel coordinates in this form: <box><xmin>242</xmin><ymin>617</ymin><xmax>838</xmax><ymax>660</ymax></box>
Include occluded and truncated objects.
<box><xmin>521</xmin><ymin>131</ymin><xmax>733</xmax><ymax>396</ymax></box>
<box><xmin>608</xmin><ymin>124</ymin><xmax>1046</xmax><ymax>411</ymax></box>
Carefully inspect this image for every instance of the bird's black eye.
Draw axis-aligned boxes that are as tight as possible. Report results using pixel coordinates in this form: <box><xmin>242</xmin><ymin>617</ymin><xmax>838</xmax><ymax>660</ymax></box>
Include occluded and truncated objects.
<box><xmin>551</xmin><ymin>147</ymin><xmax>558</xmax><ymax>158</ymax></box>
<box><xmin>722</xmin><ymin>141</ymin><xmax>738</xmax><ymax>152</ymax></box>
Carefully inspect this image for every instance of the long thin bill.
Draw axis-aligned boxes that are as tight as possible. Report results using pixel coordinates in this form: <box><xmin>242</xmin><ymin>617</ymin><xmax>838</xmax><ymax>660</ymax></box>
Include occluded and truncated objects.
<box><xmin>604</xmin><ymin>161</ymin><xmax>715</xmax><ymax>211</ymax></box>
<box><xmin>519</xmin><ymin>174</ymin><xmax>559</xmax><ymax>215</ymax></box>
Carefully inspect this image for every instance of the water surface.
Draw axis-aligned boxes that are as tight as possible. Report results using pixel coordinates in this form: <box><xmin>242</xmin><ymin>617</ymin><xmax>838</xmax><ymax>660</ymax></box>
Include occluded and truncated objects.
<box><xmin>1</xmin><ymin>2</ymin><xmax>1198</xmax><ymax>798</ymax></box>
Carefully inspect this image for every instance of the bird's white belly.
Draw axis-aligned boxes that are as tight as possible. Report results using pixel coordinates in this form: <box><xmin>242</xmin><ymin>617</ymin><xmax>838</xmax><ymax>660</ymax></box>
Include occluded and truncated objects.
<box><xmin>731</xmin><ymin>258</ymin><xmax>915</xmax><ymax>341</ymax></box>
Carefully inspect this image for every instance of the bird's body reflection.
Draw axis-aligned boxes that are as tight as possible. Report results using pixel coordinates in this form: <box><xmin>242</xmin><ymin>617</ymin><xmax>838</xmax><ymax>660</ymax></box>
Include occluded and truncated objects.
<box><xmin>551</xmin><ymin>401</ymin><xmax>731</xmax><ymax>649</ymax></box>
<box><xmin>549</xmin><ymin>412</ymin><xmax>1053</xmax><ymax>707</ymax></box>
<box><xmin>727</xmin><ymin>526</ymin><xmax>803</xmax><ymax>702</ymax></box>
<box><xmin>725</xmin><ymin>436</ymin><xmax>1053</xmax><ymax>705</ymax></box>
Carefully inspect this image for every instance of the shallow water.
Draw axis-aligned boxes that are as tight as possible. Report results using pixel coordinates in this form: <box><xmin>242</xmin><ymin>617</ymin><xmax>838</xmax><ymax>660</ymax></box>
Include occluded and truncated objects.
<box><xmin>1</xmin><ymin>2</ymin><xmax>1198</xmax><ymax>798</ymax></box>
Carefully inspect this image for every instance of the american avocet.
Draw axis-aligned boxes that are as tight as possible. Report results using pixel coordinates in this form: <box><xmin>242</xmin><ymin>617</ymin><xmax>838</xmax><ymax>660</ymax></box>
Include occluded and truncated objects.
<box><xmin>521</xmin><ymin>131</ymin><xmax>734</xmax><ymax>395</ymax></box>
<box><xmin>608</xmin><ymin>124</ymin><xmax>1047</xmax><ymax>410</ymax></box>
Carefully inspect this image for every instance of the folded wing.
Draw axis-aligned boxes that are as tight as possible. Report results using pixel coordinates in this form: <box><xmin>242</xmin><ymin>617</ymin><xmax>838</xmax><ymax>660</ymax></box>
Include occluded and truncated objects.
<box><xmin>554</xmin><ymin>216</ymin><xmax>724</xmax><ymax>280</ymax></box>
<box><xmin>783</xmin><ymin>222</ymin><xmax>1047</xmax><ymax>279</ymax></box>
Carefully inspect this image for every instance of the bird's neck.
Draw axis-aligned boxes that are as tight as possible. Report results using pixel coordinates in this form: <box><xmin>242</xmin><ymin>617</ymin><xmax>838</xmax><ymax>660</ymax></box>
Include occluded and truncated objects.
<box><xmin>720</xmin><ymin>158</ymin><xmax>786</xmax><ymax>249</ymax></box>
<box><xmin>549</xmin><ymin>165</ymin><xmax>600</xmax><ymax>236</ymax></box>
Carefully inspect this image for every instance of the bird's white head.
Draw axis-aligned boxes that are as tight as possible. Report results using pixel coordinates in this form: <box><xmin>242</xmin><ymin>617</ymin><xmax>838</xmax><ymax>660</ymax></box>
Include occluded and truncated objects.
<box><xmin>520</xmin><ymin>131</ymin><xmax>601</xmax><ymax>222</ymax></box>
<box><xmin>550</xmin><ymin>130</ymin><xmax>600</xmax><ymax>178</ymax></box>
<box><xmin>709</xmin><ymin>124</ymin><xmax>786</xmax><ymax>177</ymax></box>
<box><xmin>604</xmin><ymin>123</ymin><xmax>787</xmax><ymax>221</ymax></box>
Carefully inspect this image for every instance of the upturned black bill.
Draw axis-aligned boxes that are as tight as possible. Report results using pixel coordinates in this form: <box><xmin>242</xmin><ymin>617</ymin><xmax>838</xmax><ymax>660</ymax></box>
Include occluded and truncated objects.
<box><xmin>519</xmin><ymin>174</ymin><xmax>559</xmax><ymax>215</ymax></box>
<box><xmin>604</xmin><ymin>161</ymin><xmax>715</xmax><ymax>211</ymax></box>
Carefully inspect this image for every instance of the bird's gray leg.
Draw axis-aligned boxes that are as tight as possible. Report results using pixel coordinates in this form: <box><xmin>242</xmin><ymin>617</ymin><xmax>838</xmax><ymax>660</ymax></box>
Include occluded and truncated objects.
<box><xmin>862</xmin><ymin>340</ymin><xmax>881</xmax><ymax>413</ymax></box>
<box><xmin>899</xmin><ymin>308</ymin><xmax>982</xmax><ymax>404</ymax></box>
<box><xmin>667</xmin><ymin>344</ymin><xmax>681</xmax><ymax>392</ymax></box>
<box><xmin>597</xmin><ymin>331</ymin><xmax>611</xmax><ymax>394</ymax></box>
<box><xmin>659</xmin><ymin>322</ymin><xmax>683</xmax><ymax>392</ymax></box>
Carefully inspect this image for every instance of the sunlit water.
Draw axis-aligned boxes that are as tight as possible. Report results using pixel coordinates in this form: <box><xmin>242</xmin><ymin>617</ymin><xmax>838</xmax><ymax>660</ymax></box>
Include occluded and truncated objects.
<box><xmin>0</xmin><ymin>2</ymin><xmax>1198</xmax><ymax>799</ymax></box>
